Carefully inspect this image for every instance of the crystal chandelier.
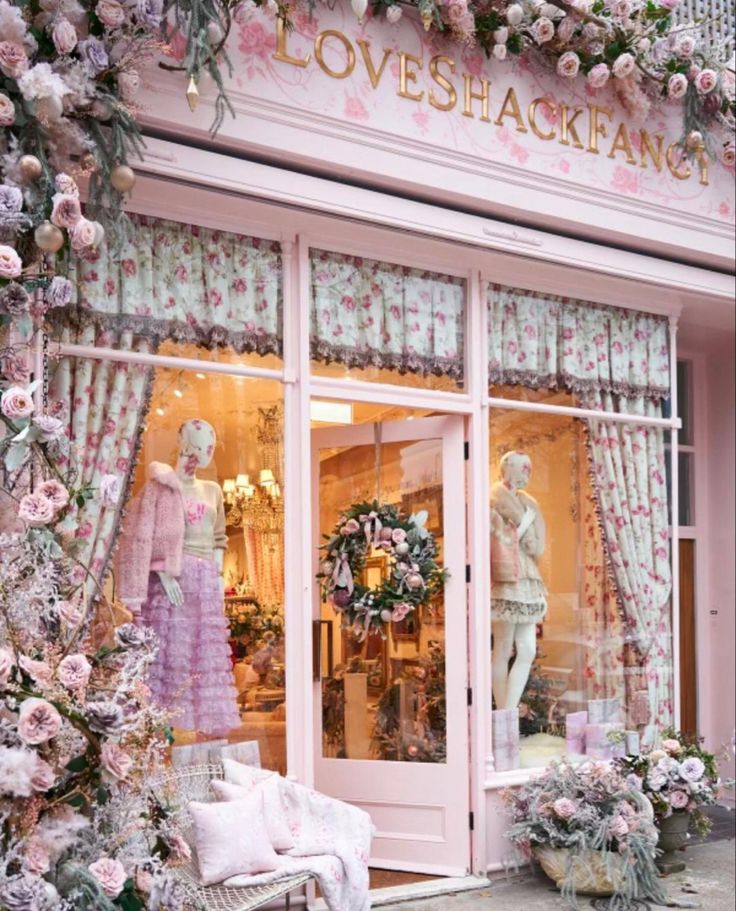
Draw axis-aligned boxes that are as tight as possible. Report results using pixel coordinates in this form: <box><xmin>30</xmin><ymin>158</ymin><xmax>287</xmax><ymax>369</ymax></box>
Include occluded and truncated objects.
<box><xmin>223</xmin><ymin>406</ymin><xmax>283</xmax><ymax>534</ymax></box>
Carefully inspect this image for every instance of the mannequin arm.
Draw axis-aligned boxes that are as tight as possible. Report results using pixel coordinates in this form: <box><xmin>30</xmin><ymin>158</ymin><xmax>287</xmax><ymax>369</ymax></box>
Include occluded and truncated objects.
<box><xmin>156</xmin><ymin>571</ymin><xmax>184</xmax><ymax>607</ymax></box>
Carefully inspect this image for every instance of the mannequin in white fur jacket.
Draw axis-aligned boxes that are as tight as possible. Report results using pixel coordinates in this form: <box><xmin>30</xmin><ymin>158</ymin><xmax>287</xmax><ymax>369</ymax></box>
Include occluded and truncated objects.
<box><xmin>490</xmin><ymin>451</ymin><xmax>548</xmax><ymax>711</ymax></box>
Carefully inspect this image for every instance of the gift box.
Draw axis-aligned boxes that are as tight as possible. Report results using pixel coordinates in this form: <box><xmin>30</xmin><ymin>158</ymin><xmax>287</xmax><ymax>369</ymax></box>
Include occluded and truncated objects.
<box><xmin>629</xmin><ymin>690</ymin><xmax>651</xmax><ymax>727</ymax></box>
<box><xmin>585</xmin><ymin>722</ymin><xmax>625</xmax><ymax>760</ymax></box>
<box><xmin>492</xmin><ymin>708</ymin><xmax>520</xmax><ymax>772</ymax></box>
<box><xmin>565</xmin><ymin>711</ymin><xmax>588</xmax><ymax>755</ymax></box>
<box><xmin>587</xmin><ymin>697</ymin><xmax>623</xmax><ymax>725</ymax></box>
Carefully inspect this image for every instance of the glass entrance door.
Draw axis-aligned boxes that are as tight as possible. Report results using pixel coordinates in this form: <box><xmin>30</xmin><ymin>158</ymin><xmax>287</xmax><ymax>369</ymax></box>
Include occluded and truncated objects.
<box><xmin>311</xmin><ymin>415</ymin><xmax>470</xmax><ymax>876</ymax></box>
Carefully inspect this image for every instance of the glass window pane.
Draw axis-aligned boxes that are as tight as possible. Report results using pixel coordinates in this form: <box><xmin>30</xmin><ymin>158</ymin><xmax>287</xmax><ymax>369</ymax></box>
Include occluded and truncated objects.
<box><xmin>310</xmin><ymin>248</ymin><xmax>465</xmax><ymax>392</ymax></box>
<box><xmin>678</xmin><ymin>451</ymin><xmax>694</xmax><ymax>527</ymax></box>
<box><xmin>489</xmin><ymin>410</ymin><xmax>673</xmax><ymax>771</ymax></box>
<box><xmin>677</xmin><ymin>360</ymin><xmax>693</xmax><ymax>446</ymax></box>
<box><xmin>317</xmin><ymin>419</ymin><xmax>447</xmax><ymax>763</ymax></box>
<box><xmin>108</xmin><ymin>367</ymin><xmax>286</xmax><ymax>771</ymax></box>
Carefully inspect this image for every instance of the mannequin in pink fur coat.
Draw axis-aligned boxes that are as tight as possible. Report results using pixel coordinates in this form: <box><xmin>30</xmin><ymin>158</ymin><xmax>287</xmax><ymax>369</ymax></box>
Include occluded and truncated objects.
<box><xmin>117</xmin><ymin>419</ymin><xmax>240</xmax><ymax>736</ymax></box>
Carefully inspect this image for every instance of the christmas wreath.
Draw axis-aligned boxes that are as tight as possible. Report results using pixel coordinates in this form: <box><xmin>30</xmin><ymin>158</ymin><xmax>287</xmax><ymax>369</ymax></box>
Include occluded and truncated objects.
<box><xmin>318</xmin><ymin>499</ymin><xmax>447</xmax><ymax>639</ymax></box>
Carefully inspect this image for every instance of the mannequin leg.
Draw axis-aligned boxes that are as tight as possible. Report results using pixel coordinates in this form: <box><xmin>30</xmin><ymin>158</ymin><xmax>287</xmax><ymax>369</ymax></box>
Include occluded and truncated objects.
<box><xmin>504</xmin><ymin>622</ymin><xmax>538</xmax><ymax>709</ymax></box>
<box><xmin>491</xmin><ymin>620</ymin><xmax>515</xmax><ymax>710</ymax></box>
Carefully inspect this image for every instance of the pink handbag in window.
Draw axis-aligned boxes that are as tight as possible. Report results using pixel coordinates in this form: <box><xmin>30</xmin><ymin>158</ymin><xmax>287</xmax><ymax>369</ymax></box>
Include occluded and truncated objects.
<box><xmin>490</xmin><ymin>512</ymin><xmax>520</xmax><ymax>583</ymax></box>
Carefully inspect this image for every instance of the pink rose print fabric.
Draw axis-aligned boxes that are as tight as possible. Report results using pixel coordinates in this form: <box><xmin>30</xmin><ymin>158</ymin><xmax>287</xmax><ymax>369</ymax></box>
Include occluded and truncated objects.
<box><xmin>310</xmin><ymin>248</ymin><xmax>465</xmax><ymax>381</ymax></box>
<box><xmin>488</xmin><ymin>284</ymin><xmax>670</xmax><ymax>400</ymax></box>
<box><xmin>68</xmin><ymin>214</ymin><xmax>282</xmax><ymax>358</ymax></box>
<box><xmin>586</xmin><ymin>392</ymin><xmax>673</xmax><ymax>746</ymax></box>
<box><xmin>50</xmin><ymin>324</ymin><xmax>152</xmax><ymax>593</ymax></box>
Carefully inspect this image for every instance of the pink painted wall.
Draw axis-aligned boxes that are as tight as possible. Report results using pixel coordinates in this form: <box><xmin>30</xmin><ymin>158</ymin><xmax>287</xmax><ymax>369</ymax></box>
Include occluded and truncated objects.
<box><xmin>679</xmin><ymin>321</ymin><xmax>735</xmax><ymax>782</ymax></box>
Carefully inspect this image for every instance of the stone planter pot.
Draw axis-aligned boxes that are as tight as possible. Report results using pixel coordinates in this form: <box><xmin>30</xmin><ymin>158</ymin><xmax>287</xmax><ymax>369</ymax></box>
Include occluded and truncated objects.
<box><xmin>534</xmin><ymin>846</ymin><xmax>627</xmax><ymax>896</ymax></box>
<box><xmin>656</xmin><ymin>811</ymin><xmax>691</xmax><ymax>874</ymax></box>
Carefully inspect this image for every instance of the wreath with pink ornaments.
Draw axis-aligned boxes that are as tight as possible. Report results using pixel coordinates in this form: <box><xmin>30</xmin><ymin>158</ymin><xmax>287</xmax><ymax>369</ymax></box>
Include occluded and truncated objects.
<box><xmin>317</xmin><ymin>500</ymin><xmax>448</xmax><ymax>639</ymax></box>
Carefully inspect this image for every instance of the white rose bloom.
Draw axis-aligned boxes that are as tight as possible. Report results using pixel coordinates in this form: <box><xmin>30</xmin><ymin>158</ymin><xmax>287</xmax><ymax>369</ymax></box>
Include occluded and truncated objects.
<box><xmin>0</xmin><ymin>0</ymin><xmax>28</xmax><ymax>42</ymax></box>
<box><xmin>493</xmin><ymin>44</ymin><xmax>508</xmax><ymax>60</ymax></box>
<box><xmin>506</xmin><ymin>3</ymin><xmax>524</xmax><ymax>25</ymax></box>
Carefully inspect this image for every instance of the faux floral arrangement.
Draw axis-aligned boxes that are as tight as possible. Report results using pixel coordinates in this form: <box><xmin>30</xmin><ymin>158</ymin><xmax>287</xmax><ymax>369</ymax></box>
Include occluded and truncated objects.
<box><xmin>616</xmin><ymin>729</ymin><xmax>726</xmax><ymax>837</ymax></box>
<box><xmin>373</xmin><ymin>642</ymin><xmax>447</xmax><ymax>762</ymax></box>
<box><xmin>317</xmin><ymin>499</ymin><xmax>447</xmax><ymax>639</ymax></box>
<box><xmin>504</xmin><ymin>759</ymin><xmax>667</xmax><ymax>907</ymax></box>
<box><xmin>224</xmin><ymin>597</ymin><xmax>284</xmax><ymax>644</ymax></box>
<box><xmin>0</xmin><ymin>361</ymin><xmax>186</xmax><ymax>907</ymax></box>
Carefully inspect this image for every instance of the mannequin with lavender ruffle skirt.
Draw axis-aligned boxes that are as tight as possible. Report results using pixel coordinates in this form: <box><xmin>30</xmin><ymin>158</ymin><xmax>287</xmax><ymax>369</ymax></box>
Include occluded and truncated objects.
<box><xmin>118</xmin><ymin>419</ymin><xmax>240</xmax><ymax>737</ymax></box>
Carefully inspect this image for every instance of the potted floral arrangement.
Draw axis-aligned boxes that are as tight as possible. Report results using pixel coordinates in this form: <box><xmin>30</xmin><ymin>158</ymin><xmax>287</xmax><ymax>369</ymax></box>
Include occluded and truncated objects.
<box><xmin>504</xmin><ymin>760</ymin><xmax>667</xmax><ymax>908</ymax></box>
<box><xmin>616</xmin><ymin>730</ymin><xmax>727</xmax><ymax>874</ymax></box>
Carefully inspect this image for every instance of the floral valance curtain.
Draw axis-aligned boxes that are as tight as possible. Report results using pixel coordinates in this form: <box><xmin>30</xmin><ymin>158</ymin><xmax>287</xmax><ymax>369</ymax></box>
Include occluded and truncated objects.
<box><xmin>60</xmin><ymin>215</ymin><xmax>283</xmax><ymax>356</ymax></box>
<box><xmin>488</xmin><ymin>284</ymin><xmax>671</xmax><ymax>400</ymax></box>
<box><xmin>310</xmin><ymin>249</ymin><xmax>465</xmax><ymax>380</ymax></box>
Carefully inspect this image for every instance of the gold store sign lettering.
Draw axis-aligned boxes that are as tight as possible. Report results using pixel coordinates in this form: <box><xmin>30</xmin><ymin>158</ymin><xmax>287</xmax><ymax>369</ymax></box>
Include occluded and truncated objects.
<box><xmin>274</xmin><ymin>21</ymin><xmax>709</xmax><ymax>186</ymax></box>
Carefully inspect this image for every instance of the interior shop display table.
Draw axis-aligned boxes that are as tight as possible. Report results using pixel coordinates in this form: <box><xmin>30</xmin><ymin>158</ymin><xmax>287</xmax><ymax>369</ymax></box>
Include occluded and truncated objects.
<box><xmin>151</xmin><ymin>763</ymin><xmax>312</xmax><ymax>911</ymax></box>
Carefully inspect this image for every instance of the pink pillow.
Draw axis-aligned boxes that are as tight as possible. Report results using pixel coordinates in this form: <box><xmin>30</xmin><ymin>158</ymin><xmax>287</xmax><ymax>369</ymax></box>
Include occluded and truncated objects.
<box><xmin>212</xmin><ymin>778</ymin><xmax>295</xmax><ymax>853</ymax></box>
<box><xmin>189</xmin><ymin>790</ymin><xmax>280</xmax><ymax>885</ymax></box>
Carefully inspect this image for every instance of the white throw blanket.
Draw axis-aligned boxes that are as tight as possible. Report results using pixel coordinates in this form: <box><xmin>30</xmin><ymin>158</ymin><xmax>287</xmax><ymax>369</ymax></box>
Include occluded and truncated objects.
<box><xmin>223</xmin><ymin>776</ymin><xmax>373</xmax><ymax>911</ymax></box>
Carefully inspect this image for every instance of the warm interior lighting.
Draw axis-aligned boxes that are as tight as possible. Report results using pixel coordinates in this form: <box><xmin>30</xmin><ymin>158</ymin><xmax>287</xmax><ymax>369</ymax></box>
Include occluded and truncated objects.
<box><xmin>195</xmin><ymin>372</ymin><xmax>206</xmax><ymax>379</ymax></box>
<box><xmin>155</xmin><ymin>407</ymin><xmax>165</xmax><ymax>416</ymax></box>
<box><xmin>310</xmin><ymin>400</ymin><xmax>353</xmax><ymax>424</ymax></box>
<box><xmin>174</xmin><ymin>388</ymin><xmax>184</xmax><ymax>398</ymax></box>
<box><xmin>235</xmin><ymin>474</ymin><xmax>250</xmax><ymax>489</ymax></box>
<box><xmin>259</xmin><ymin>468</ymin><xmax>275</xmax><ymax>487</ymax></box>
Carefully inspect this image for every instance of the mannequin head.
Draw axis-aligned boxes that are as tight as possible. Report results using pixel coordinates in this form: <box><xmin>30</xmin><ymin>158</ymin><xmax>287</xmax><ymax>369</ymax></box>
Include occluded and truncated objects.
<box><xmin>500</xmin><ymin>451</ymin><xmax>532</xmax><ymax>491</ymax></box>
<box><xmin>177</xmin><ymin>419</ymin><xmax>216</xmax><ymax>477</ymax></box>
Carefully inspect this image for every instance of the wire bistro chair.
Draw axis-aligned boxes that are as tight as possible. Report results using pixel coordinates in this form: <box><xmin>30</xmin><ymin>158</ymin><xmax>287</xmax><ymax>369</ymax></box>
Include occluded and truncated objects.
<box><xmin>151</xmin><ymin>762</ymin><xmax>312</xmax><ymax>911</ymax></box>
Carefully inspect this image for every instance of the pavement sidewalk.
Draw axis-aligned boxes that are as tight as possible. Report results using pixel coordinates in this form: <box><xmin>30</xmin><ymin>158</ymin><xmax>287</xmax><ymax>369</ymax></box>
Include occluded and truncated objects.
<box><xmin>377</xmin><ymin>840</ymin><xmax>735</xmax><ymax>911</ymax></box>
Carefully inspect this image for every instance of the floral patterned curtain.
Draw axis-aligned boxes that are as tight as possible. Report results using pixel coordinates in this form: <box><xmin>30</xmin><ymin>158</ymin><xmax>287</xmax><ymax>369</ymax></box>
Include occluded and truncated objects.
<box><xmin>310</xmin><ymin>249</ymin><xmax>465</xmax><ymax>380</ymax></box>
<box><xmin>61</xmin><ymin>215</ymin><xmax>283</xmax><ymax>357</ymax></box>
<box><xmin>586</xmin><ymin>392</ymin><xmax>673</xmax><ymax>745</ymax></box>
<box><xmin>488</xmin><ymin>284</ymin><xmax>670</xmax><ymax>399</ymax></box>
<box><xmin>50</xmin><ymin>324</ymin><xmax>153</xmax><ymax>593</ymax></box>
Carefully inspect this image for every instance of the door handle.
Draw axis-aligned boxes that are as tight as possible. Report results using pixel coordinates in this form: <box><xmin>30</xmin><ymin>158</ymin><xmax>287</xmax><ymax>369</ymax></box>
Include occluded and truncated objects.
<box><xmin>312</xmin><ymin>619</ymin><xmax>334</xmax><ymax>681</ymax></box>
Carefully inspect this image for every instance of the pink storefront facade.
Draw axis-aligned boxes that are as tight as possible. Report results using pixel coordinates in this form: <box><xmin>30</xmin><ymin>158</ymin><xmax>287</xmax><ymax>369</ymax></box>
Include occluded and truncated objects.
<box><xmin>60</xmin><ymin>4</ymin><xmax>735</xmax><ymax>893</ymax></box>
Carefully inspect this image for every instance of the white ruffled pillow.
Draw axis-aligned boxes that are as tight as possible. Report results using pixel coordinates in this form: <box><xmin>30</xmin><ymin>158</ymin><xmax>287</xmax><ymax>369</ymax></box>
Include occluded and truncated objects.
<box><xmin>213</xmin><ymin>777</ymin><xmax>295</xmax><ymax>852</ymax></box>
<box><xmin>222</xmin><ymin>757</ymin><xmax>275</xmax><ymax>788</ymax></box>
<box><xmin>189</xmin><ymin>789</ymin><xmax>280</xmax><ymax>885</ymax></box>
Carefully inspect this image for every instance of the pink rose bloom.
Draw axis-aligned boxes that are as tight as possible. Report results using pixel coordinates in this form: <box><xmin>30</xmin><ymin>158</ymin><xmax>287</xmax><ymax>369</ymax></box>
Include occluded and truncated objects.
<box><xmin>533</xmin><ymin>17</ymin><xmax>555</xmax><ymax>44</ymax></box>
<box><xmin>588</xmin><ymin>63</ymin><xmax>611</xmax><ymax>88</ymax></box>
<box><xmin>662</xmin><ymin>738</ymin><xmax>682</xmax><ymax>754</ymax></box>
<box><xmin>676</xmin><ymin>35</ymin><xmax>696</xmax><ymax>58</ymax></box>
<box><xmin>52</xmin><ymin>17</ymin><xmax>77</xmax><ymax>55</ymax></box>
<box><xmin>391</xmin><ymin>602</ymin><xmax>412</xmax><ymax>622</ymax></box>
<box><xmin>24</xmin><ymin>839</ymin><xmax>51</xmax><ymax>875</ymax></box>
<box><xmin>0</xmin><ymin>648</ymin><xmax>14</xmax><ymax>685</ymax></box>
<box><xmin>0</xmin><ymin>245</ymin><xmax>23</xmax><ymax>280</ymax></box>
<box><xmin>1</xmin><ymin>385</ymin><xmax>34</xmax><ymax>419</ymax></box>
<box><xmin>19</xmin><ymin>656</ymin><xmax>53</xmax><ymax>685</ymax></box>
<box><xmin>658</xmin><ymin>0</ymin><xmax>679</xmax><ymax>8</ymax></box>
<box><xmin>0</xmin><ymin>92</ymin><xmax>15</xmax><ymax>126</ymax></box>
<box><xmin>720</xmin><ymin>143</ymin><xmax>736</xmax><ymax>167</ymax></box>
<box><xmin>612</xmin><ymin>52</ymin><xmax>635</xmax><ymax>78</ymax></box>
<box><xmin>557</xmin><ymin>51</ymin><xmax>580</xmax><ymax>78</ymax></box>
<box><xmin>670</xmin><ymin>789</ymin><xmax>689</xmax><ymax>809</ymax></box>
<box><xmin>18</xmin><ymin>493</ymin><xmax>55</xmax><ymax>527</ymax></box>
<box><xmin>101</xmin><ymin>741</ymin><xmax>133</xmax><ymax>780</ymax></box>
<box><xmin>343</xmin><ymin>518</ymin><xmax>361</xmax><ymax>534</ymax></box>
<box><xmin>31</xmin><ymin>757</ymin><xmax>56</xmax><ymax>791</ymax></box>
<box><xmin>96</xmin><ymin>0</ymin><xmax>126</xmax><ymax>28</ymax></box>
<box><xmin>694</xmin><ymin>68</ymin><xmax>717</xmax><ymax>94</ymax></box>
<box><xmin>55</xmin><ymin>173</ymin><xmax>79</xmax><ymax>196</ymax></box>
<box><xmin>38</xmin><ymin>479</ymin><xmax>70</xmax><ymax>512</ymax></box>
<box><xmin>609</xmin><ymin>814</ymin><xmax>630</xmax><ymax>838</ymax></box>
<box><xmin>391</xmin><ymin>528</ymin><xmax>407</xmax><ymax>544</ymax></box>
<box><xmin>668</xmin><ymin>73</ymin><xmax>688</xmax><ymax>98</ymax></box>
<box><xmin>70</xmin><ymin>217</ymin><xmax>97</xmax><ymax>250</ymax></box>
<box><xmin>18</xmin><ymin>698</ymin><xmax>62</xmax><ymax>745</ymax></box>
<box><xmin>0</xmin><ymin>41</ymin><xmax>29</xmax><ymax>79</ymax></box>
<box><xmin>34</xmin><ymin>415</ymin><xmax>64</xmax><ymax>442</ymax></box>
<box><xmin>50</xmin><ymin>192</ymin><xmax>82</xmax><ymax>229</ymax></box>
<box><xmin>58</xmin><ymin>654</ymin><xmax>91</xmax><ymax>690</ymax></box>
<box><xmin>553</xmin><ymin>797</ymin><xmax>577</xmax><ymax>819</ymax></box>
<box><xmin>89</xmin><ymin>858</ymin><xmax>127</xmax><ymax>898</ymax></box>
